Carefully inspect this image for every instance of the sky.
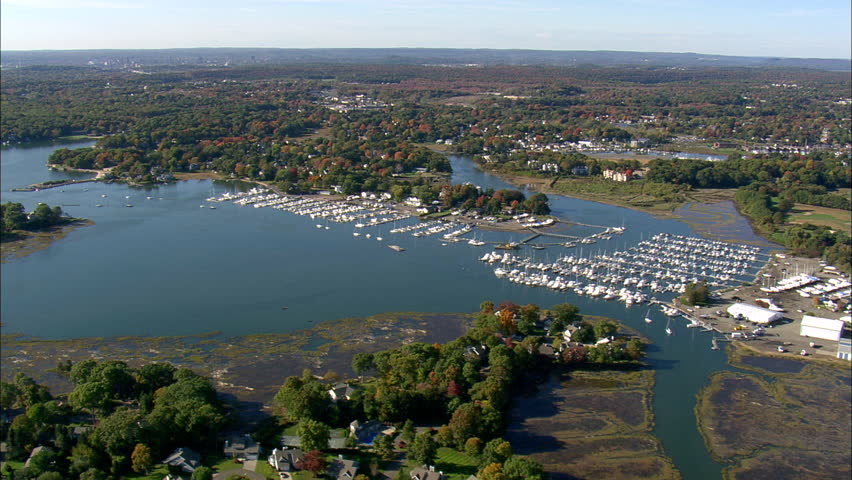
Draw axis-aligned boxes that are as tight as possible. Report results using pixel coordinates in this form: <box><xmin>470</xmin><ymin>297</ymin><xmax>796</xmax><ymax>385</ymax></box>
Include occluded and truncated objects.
<box><xmin>1</xmin><ymin>0</ymin><xmax>850</xmax><ymax>59</ymax></box>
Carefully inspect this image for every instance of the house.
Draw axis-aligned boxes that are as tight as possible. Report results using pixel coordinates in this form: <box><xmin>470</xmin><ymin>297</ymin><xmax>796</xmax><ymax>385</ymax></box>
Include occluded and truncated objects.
<box><xmin>602</xmin><ymin>169</ymin><xmax>631</xmax><ymax>182</ymax></box>
<box><xmin>563</xmin><ymin>325</ymin><xmax>580</xmax><ymax>343</ymax></box>
<box><xmin>268</xmin><ymin>447</ymin><xmax>304</xmax><ymax>473</ymax></box>
<box><xmin>410</xmin><ymin>465</ymin><xmax>446</xmax><ymax>480</ymax></box>
<box><xmin>162</xmin><ymin>447</ymin><xmax>202</xmax><ymax>473</ymax></box>
<box><xmin>571</xmin><ymin>165</ymin><xmax>588</xmax><ymax>176</ymax></box>
<box><xmin>163</xmin><ymin>475</ymin><xmax>184</xmax><ymax>480</ymax></box>
<box><xmin>224</xmin><ymin>434</ymin><xmax>260</xmax><ymax>461</ymax></box>
<box><xmin>328</xmin><ymin>383</ymin><xmax>355</xmax><ymax>402</ymax></box>
<box><xmin>327</xmin><ymin>455</ymin><xmax>360</xmax><ymax>480</ymax></box>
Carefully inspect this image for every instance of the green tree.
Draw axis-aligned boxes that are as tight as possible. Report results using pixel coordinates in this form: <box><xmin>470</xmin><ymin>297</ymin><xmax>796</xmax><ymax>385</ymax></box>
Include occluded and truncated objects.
<box><xmin>550</xmin><ymin>303</ymin><xmax>581</xmax><ymax>328</ymax></box>
<box><xmin>480</xmin><ymin>439</ymin><xmax>512</xmax><ymax>468</ymax></box>
<box><xmin>352</xmin><ymin>353</ymin><xmax>375</xmax><ymax>375</ymax></box>
<box><xmin>681</xmin><ymin>281</ymin><xmax>711</xmax><ymax>306</ymax></box>
<box><xmin>78</xmin><ymin>468</ymin><xmax>107</xmax><ymax>480</ymax></box>
<box><xmin>401</xmin><ymin>419</ymin><xmax>416</xmax><ymax>443</ymax></box>
<box><xmin>570</xmin><ymin>323</ymin><xmax>596</xmax><ymax>344</ymax></box>
<box><xmin>593</xmin><ymin>320</ymin><xmax>618</xmax><ymax>341</ymax></box>
<box><xmin>503</xmin><ymin>456</ymin><xmax>546</xmax><ymax>480</ymax></box>
<box><xmin>409</xmin><ymin>432</ymin><xmax>437</xmax><ymax>466</ymax></box>
<box><xmin>192</xmin><ymin>466</ymin><xmax>214</xmax><ymax>480</ymax></box>
<box><xmin>0</xmin><ymin>381</ymin><xmax>20</xmax><ymax>408</ymax></box>
<box><xmin>373</xmin><ymin>433</ymin><xmax>395</xmax><ymax>461</ymax></box>
<box><xmin>273</xmin><ymin>374</ymin><xmax>332</xmax><ymax>422</ymax></box>
<box><xmin>297</xmin><ymin>419</ymin><xmax>330</xmax><ymax>452</ymax></box>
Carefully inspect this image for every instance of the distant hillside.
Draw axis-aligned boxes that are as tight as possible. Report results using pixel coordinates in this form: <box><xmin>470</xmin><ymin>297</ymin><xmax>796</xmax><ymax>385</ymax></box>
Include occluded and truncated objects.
<box><xmin>1</xmin><ymin>48</ymin><xmax>849</xmax><ymax>71</ymax></box>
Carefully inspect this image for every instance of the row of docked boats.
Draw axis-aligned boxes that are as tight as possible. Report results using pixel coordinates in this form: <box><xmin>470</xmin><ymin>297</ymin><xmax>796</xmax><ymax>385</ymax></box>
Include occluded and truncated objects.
<box><xmin>480</xmin><ymin>234</ymin><xmax>765</xmax><ymax>306</ymax></box>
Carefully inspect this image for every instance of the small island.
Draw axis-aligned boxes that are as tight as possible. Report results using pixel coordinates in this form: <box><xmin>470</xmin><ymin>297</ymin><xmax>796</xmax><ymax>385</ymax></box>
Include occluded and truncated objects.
<box><xmin>1</xmin><ymin>201</ymin><xmax>91</xmax><ymax>262</ymax></box>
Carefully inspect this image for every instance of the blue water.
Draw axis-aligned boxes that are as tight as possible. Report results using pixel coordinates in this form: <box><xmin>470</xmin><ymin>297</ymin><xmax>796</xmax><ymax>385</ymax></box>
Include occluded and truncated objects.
<box><xmin>1</xmin><ymin>143</ymin><xmax>766</xmax><ymax>479</ymax></box>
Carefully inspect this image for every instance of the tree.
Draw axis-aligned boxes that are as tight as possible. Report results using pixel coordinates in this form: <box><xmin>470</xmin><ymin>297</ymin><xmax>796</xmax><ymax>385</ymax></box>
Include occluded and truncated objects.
<box><xmin>503</xmin><ymin>456</ymin><xmax>546</xmax><ymax>480</ymax></box>
<box><xmin>550</xmin><ymin>303</ymin><xmax>581</xmax><ymax>331</ymax></box>
<box><xmin>681</xmin><ymin>281</ymin><xmax>711</xmax><ymax>306</ymax></box>
<box><xmin>78</xmin><ymin>468</ymin><xmax>107</xmax><ymax>480</ymax></box>
<box><xmin>409</xmin><ymin>432</ymin><xmax>437</xmax><ymax>466</ymax></box>
<box><xmin>561</xmin><ymin>346</ymin><xmax>586</xmax><ymax>364</ymax></box>
<box><xmin>274</xmin><ymin>375</ymin><xmax>331</xmax><ymax>422</ymax></box>
<box><xmin>518</xmin><ymin>304</ymin><xmax>540</xmax><ymax>336</ymax></box>
<box><xmin>478</xmin><ymin>462</ymin><xmax>507</xmax><ymax>480</ymax></box>
<box><xmin>36</xmin><ymin>473</ymin><xmax>63</xmax><ymax>480</ymax></box>
<box><xmin>448</xmin><ymin>402</ymin><xmax>482</xmax><ymax>449</ymax></box>
<box><xmin>593</xmin><ymin>320</ymin><xmax>618</xmax><ymax>341</ymax></box>
<box><xmin>624</xmin><ymin>338</ymin><xmax>646</xmax><ymax>361</ymax></box>
<box><xmin>0</xmin><ymin>381</ymin><xmax>20</xmax><ymax>408</ymax></box>
<box><xmin>192</xmin><ymin>467</ymin><xmax>213</xmax><ymax>480</ymax></box>
<box><xmin>401</xmin><ymin>419</ymin><xmax>415</xmax><ymax>443</ymax></box>
<box><xmin>374</xmin><ymin>433</ymin><xmax>395</xmax><ymax>461</ymax></box>
<box><xmin>465</xmin><ymin>437</ymin><xmax>483</xmax><ymax>457</ymax></box>
<box><xmin>352</xmin><ymin>353</ymin><xmax>375</xmax><ymax>375</ymax></box>
<box><xmin>480</xmin><ymin>439</ymin><xmax>511</xmax><ymax>468</ymax></box>
<box><xmin>130</xmin><ymin>443</ymin><xmax>152</xmax><ymax>474</ymax></box>
<box><xmin>298</xmin><ymin>419</ymin><xmax>330</xmax><ymax>452</ymax></box>
<box><xmin>570</xmin><ymin>323</ymin><xmax>595</xmax><ymax>344</ymax></box>
<box><xmin>303</xmin><ymin>450</ymin><xmax>327</xmax><ymax>475</ymax></box>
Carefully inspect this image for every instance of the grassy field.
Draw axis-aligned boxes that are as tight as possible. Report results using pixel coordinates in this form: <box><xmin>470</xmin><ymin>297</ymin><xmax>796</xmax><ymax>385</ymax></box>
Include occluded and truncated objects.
<box><xmin>433</xmin><ymin>447</ymin><xmax>479</xmax><ymax>479</ymax></box>
<box><xmin>787</xmin><ymin>204</ymin><xmax>851</xmax><ymax>235</ymax></box>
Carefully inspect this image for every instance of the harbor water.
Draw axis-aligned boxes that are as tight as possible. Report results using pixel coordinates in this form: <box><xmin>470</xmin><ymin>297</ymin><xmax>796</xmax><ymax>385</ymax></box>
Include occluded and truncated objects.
<box><xmin>1</xmin><ymin>143</ymin><xmax>770</xmax><ymax>479</ymax></box>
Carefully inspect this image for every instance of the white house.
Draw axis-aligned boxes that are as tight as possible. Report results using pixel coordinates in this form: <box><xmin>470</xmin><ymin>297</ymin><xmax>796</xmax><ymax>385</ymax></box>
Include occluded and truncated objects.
<box><xmin>800</xmin><ymin>315</ymin><xmax>845</xmax><ymax>342</ymax></box>
<box><xmin>727</xmin><ymin>303</ymin><xmax>783</xmax><ymax>324</ymax></box>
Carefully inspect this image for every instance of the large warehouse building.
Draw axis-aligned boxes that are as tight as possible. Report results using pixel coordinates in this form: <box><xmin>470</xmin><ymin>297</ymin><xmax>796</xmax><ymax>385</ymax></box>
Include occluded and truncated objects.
<box><xmin>727</xmin><ymin>303</ymin><xmax>784</xmax><ymax>324</ymax></box>
<box><xmin>800</xmin><ymin>315</ymin><xmax>845</xmax><ymax>342</ymax></box>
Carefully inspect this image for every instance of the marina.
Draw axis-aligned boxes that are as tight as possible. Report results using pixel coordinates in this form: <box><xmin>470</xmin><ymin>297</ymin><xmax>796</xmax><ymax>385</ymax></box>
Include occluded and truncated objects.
<box><xmin>0</xmin><ymin>144</ymin><xmax>787</xmax><ymax>480</ymax></box>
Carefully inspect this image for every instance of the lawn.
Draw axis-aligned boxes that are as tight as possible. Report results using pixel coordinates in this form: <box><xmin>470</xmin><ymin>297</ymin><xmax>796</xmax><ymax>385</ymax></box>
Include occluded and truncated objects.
<box><xmin>122</xmin><ymin>464</ymin><xmax>170</xmax><ymax>480</ymax></box>
<box><xmin>433</xmin><ymin>447</ymin><xmax>479</xmax><ymax>479</ymax></box>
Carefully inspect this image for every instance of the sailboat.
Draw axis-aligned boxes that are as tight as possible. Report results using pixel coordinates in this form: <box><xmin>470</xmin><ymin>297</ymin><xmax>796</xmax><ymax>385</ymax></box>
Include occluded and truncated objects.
<box><xmin>665</xmin><ymin>317</ymin><xmax>672</xmax><ymax>335</ymax></box>
<box><xmin>644</xmin><ymin>309</ymin><xmax>653</xmax><ymax>324</ymax></box>
<box><xmin>711</xmin><ymin>337</ymin><xmax>719</xmax><ymax>350</ymax></box>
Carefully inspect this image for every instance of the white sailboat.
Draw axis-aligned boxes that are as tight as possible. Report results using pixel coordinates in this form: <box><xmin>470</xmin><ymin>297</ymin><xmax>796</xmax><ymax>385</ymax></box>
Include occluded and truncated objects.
<box><xmin>644</xmin><ymin>308</ymin><xmax>653</xmax><ymax>324</ymax></box>
<box><xmin>665</xmin><ymin>317</ymin><xmax>673</xmax><ymax>335</ymax></box>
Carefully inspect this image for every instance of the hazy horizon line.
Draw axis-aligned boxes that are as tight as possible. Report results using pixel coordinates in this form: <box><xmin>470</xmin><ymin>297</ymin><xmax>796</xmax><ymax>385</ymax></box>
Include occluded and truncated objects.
<box><xmin>2</xmin><ymin>46</ymin><xmax>849</xmax><ymax>61</ymax></box>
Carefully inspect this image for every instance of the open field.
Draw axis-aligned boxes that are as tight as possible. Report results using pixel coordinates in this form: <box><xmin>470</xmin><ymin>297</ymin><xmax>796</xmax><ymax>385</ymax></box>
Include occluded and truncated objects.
<box><xmin>506</xmin><ymin>367</ymin><xmax>681</xmax><ymax>480</ymax></box>
<box><xmin>695</xmin><ymin>346</ymin><xmax>851</xmax><ymax>480</ymax></box>
<box><xmin>788</xmin><ymin>204</ymin><xmax>851</xmax><ymax>235</ymax></box>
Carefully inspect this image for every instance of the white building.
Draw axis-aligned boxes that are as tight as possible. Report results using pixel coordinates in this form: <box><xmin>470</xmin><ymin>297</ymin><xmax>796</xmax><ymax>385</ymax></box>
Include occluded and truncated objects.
<box><xmin>727</xmin><ymin>303</ymin><xmax>783</xmax><ymax>324</ymax></box>
<box><xmin>800</xmin><ymin>315</ymin><xmax>845</xmax><ymax>342</ymax></box>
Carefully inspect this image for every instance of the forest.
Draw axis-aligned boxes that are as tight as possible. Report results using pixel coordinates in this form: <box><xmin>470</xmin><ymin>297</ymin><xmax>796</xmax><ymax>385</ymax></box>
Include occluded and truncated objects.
<box><xmin>2</xmin><ymin>63</ymin><xmax>850</xmax><ymax>264</ymax></box>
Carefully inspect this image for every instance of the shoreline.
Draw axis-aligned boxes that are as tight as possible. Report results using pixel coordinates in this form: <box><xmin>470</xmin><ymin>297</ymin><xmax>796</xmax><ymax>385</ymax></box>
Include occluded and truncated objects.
<box><xmin>0</xmin><ymin>219</ymin><xmax>94</xmax><ymax>263</ymax></box>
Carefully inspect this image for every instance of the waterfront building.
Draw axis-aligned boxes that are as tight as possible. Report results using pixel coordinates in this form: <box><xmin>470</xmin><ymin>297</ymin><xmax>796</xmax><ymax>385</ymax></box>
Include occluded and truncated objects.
<box><xmin>837</xmin><ymin>338</ymin><xmax>852</xmax><ymax>361</ymax></box>
<box><xmin>800</xmin><ymin>315</ymin><xmax>845</xmax><ymax>342</ymax></box>
<box><xmin>727</xmin><ymin>303</ymin><xmax>783</xmax><ymax>324</ymax></box>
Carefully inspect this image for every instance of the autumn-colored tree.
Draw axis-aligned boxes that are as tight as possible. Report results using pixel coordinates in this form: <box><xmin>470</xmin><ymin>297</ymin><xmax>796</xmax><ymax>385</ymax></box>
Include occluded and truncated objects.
<box><xmin>130</xmin><ymin>443</ymin><xmax>152</xmax><ymax>474</ymax></box>
<box><xmin>303</xmin><ymin>450</ymin><xmax>327</xmax><ymax>475</ymax></box>
<box><xmin>498</xmin><ymin>309</ymin><xmax>517</xmax><ymax>336</ymax></box>
<box><xmin>561</xmin><ymin>346</ymin><xmax>587</xmax><ymax>364</ymax></box>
